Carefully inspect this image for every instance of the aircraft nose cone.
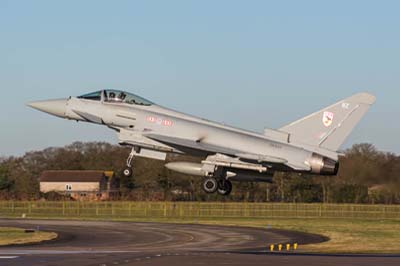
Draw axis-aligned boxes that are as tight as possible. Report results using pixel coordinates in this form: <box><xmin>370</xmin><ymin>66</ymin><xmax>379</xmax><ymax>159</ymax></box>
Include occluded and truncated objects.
<box><xmin>27</xmin><ymin>99</ymin><xmax>68</xmax><ymax>118</ymax></box>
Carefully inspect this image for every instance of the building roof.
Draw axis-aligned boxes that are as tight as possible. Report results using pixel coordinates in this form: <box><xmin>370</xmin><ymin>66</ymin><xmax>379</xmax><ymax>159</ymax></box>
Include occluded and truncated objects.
<box><xmin>39</xmin><ymin>170</ymin><xmax>106</xmax><ymax>183</ymax></box>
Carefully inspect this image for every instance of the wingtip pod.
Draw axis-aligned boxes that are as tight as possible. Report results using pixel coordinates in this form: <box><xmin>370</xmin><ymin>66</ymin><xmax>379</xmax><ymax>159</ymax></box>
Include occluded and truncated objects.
<box><xmin>347</xmin><ymin>92</ymin><xmax>376</xmax><ymax>105</ymax></box>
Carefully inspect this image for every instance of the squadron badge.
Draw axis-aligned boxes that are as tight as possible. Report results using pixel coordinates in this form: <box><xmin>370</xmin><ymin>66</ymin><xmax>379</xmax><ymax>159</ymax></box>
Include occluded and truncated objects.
<box><xmin>323</xmin><ymin>111</ymin><xmax>334</xmax><ymax>127</ymax></box>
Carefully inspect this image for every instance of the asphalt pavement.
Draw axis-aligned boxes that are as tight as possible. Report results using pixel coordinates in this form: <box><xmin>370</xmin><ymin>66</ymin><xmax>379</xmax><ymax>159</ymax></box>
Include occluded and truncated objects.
<box><xmin>0</xmin><ymin>219</ymin><xmax>398</xmax><ymax>266</ymax></box>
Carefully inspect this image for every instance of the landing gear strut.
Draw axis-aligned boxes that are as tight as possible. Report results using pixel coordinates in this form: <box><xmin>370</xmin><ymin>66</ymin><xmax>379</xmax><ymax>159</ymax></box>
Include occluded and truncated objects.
<box><xmin>123</xmin><ymin>146</ymin><xmax>140</xmax><ymax>177</ymax></box>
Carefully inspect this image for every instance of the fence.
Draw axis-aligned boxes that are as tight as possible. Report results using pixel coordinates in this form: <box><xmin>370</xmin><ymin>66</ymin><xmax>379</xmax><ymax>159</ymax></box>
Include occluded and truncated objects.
<box><xmin>0</xmin><ymin>201</ymin><xmax>399</xmax><ymax>220</ymax></box>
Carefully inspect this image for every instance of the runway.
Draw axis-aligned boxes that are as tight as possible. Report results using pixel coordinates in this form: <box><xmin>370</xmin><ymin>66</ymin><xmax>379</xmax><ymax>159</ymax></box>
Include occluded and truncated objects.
<box><xmin>0</xmin><ymin>219</ymin><xmax>399</xmax><ymax>266</ymax></box>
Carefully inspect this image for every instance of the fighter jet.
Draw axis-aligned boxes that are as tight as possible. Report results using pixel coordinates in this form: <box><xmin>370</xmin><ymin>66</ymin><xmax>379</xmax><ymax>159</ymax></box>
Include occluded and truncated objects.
<box><xmin>27</xmin><ymin>90</ymin><xmax>376</xmax><ymax>196</ymax></box>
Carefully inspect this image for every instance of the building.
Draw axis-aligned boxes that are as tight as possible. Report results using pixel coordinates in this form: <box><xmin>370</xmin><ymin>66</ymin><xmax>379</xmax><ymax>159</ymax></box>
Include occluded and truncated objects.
<box><xmin>39</xmin><ymin>170</ymin><xmax>119</xmax><ymax>201</ymax></box>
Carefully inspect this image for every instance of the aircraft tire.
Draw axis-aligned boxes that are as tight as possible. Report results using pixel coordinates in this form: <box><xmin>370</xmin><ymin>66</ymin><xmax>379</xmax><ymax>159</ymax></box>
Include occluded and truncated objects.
<box><xmin>217</xmin><ymin>180</ymin><xmax>232</xmax><ymax>196</ymax></box>
<box><xmin>123</xmin><ymin>168</ymin><xmax>133</xmax><ymax>177</ymax></box>
<box><xmin>202</xmin><ymin>178</ymin><xmax>218</xmax><ymax>194</ymax></box>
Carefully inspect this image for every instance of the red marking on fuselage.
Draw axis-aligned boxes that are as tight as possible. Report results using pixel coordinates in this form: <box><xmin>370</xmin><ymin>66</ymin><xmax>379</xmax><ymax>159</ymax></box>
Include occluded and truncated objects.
<box><xmin>146</xmin><ymin>116</ymin><xmax>172</xmax><ymax>127</ymax></box>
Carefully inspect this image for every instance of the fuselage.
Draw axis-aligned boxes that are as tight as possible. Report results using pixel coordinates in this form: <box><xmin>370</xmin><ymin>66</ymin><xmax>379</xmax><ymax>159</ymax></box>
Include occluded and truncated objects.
<box><xmin>65</xmin><ymin>96</ymin><xmax>314</xmax><ymax>172</ymax></box>
<box><xmin>27</xmin><ymin>90</ymin><xmax>378</xmax><ymax>195</ymax></box>
<box><xmin>28</xmin><ymin>89</ymin><xmax>348</xmax><ymax>177</ymax></box>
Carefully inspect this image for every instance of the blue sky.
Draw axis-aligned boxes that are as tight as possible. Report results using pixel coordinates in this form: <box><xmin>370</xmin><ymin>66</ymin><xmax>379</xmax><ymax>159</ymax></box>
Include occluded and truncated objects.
<box><xmin>0</xmin><ymin>0</ymin><xmax>399</xmax><ymax>156</ymax></box>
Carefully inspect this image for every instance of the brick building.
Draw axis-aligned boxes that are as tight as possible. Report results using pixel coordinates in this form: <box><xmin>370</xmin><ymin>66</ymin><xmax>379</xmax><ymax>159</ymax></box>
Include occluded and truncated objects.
<box><xmin>39</xmin><ymin>170</ymin><xmax>119</xmax><ymax>201</ymax></box>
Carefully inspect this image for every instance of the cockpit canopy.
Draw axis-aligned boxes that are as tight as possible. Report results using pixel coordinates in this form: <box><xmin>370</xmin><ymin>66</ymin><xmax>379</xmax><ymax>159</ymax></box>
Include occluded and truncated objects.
<box><xmin>78</xmin><ymin>90</ymin><xmax>153</xmax><ymax>106</ymax></box>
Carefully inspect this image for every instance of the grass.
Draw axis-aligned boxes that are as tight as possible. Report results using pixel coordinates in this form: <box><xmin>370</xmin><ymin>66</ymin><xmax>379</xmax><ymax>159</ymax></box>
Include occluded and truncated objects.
<box><xmin>75</xmin><ymin>216</ymin><xmax>400</xmax><ymax>254</ymax></box>
<box><xmin>193</xmin><ymin>217</ymin><xmax>400</xmax><ymax>254</ymax></box>
<box><xmin>0</xmin><ymin>227</ymin><xmax>57</xmax><ymax>246</ymax></box>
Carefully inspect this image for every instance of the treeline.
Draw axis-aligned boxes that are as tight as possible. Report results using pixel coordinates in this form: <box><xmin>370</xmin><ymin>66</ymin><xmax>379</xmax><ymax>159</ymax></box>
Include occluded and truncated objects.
<box><xmin>0</xmin><ymin>142</ymin><xmax>399</xmax><ymax>204</ymax></box>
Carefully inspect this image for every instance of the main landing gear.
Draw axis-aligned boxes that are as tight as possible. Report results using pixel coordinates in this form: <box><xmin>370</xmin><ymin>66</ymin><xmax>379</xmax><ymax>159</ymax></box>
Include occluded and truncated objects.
<box><xmin>202</xmin><ymin>178</ymin><xmax>218</xmax><ymax>193</ymax></box>
<box><xmin>202</xmin><ymin>178</ymin><xmax>232</xmax><ymax>196</ymax></box>
<box><xmin>217</xmin><ymin>179</ymin><xmax>232</xmax><ymax>196</ymax></box>
<box><xmin>123</xmin><ymin>147</ymin><xmax>140</xmax><ymax>177</ymax></box>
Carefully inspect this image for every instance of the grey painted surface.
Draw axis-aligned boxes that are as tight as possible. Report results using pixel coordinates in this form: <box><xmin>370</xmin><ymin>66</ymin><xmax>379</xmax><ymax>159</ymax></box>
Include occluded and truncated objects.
<box><xmin>27</xmin><ymin>90</ymin><xmax>375</xmax><ymax>179</ymax></box>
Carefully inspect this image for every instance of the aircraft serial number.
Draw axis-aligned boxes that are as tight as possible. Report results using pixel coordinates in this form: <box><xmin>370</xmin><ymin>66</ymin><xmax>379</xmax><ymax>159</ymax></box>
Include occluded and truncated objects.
<box><xmin>147</xmin><ymin>116</ymin><xmax>173</xmax><ymax>126</ymax></box>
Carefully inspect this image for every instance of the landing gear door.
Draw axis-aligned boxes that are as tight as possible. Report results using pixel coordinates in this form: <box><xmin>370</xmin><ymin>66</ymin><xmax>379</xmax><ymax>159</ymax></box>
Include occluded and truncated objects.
<box><xmin>117</xmin><ymin>129</ymin><xmax>175</xmax><ymax>153</ymax></box>
<box><xmin>129</xmin><ymin>148</ymin><xmax>167</xmax><ymax>161</ymax></box>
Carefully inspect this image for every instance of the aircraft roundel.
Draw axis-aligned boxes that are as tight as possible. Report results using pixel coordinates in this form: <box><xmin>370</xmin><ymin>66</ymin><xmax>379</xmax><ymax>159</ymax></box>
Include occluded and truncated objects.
<box><xmin>322</xmin><ymin>111</ymin><xmax>334</xmax><ymax>127</ymax></box>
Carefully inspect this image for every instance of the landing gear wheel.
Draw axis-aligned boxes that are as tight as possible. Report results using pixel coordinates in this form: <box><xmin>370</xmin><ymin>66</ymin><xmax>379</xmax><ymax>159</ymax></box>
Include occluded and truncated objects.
<box><xmin>202</xmin><ymin>178</ymin><xmax>218</xmax><ymax>194</ymax></box>
<box><xmin>123</xmin><ymin>146</ymin><xmax>139</xmax><ymax>177</ymax></box>
<box><xmin>123</xmin><ymin>167</ymin><xmax>133</xmax><ymax>177</ymax></box>
<box><xmin>217</xmin><ymin>180</ymin><xmax>232</xmax><ymax>196</ymax></box>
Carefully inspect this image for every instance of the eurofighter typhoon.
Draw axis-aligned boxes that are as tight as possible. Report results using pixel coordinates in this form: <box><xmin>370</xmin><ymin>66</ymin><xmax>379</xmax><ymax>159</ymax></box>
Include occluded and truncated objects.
<box><xmin>28</xmin><ymin>90</ymin><xmax>375</xmax><ymax>196</ymax></box>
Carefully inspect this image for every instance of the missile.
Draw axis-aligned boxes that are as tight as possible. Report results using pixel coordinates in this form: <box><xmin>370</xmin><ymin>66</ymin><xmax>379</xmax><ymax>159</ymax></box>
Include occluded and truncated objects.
<box><xmin>226</xmin><ymin>170</ymin><xmax>273</xmax><ymax>182</ymax></box>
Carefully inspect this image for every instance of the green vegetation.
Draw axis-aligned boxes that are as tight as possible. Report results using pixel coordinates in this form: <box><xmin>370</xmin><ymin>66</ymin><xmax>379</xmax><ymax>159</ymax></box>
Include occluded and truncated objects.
<box><xmin>169</xmin><ymin>217</ymin><xmax>396</xmax><ymax>254</ymax></box>
<box><xmin>202</xmin><ymin>218</ymin><xmax>400</xmax><ymax>254</ymax></box>
<box><xmin>0</xmin><ymin>142</ymin><xmax>399</xmax><ymax>203</ymax></box>
<box><xmin>0</xmin><ymin>227</ymin><xmax>57</xmax><ymax>246</ymax></box>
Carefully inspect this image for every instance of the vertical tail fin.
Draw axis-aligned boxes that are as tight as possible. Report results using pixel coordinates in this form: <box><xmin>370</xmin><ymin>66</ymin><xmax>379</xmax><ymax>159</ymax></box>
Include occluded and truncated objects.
<box><xmin>279</xmin><ymin>93</ymin><xmax>376</xmax><ymax>151</ymax></box>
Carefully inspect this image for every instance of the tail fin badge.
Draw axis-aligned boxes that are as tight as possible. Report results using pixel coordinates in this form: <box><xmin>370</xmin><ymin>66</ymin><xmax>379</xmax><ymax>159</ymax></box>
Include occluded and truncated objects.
<box><xmin>323</xmin><ymin>111</ymin><xmax>334</xmax><ymax>127</ymax></box>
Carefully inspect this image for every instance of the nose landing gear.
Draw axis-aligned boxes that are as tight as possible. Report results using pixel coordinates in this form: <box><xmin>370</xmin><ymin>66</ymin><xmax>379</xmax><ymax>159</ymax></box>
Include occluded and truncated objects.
<box><xmin>123</xmin><ymin>168</ymin><xmax>133</xmax><ymax>177</ymax></box>
<box><xmin>123</xmin><ymin>146</ymin><xmax>140</xmax><ymax>177</ymax></box>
